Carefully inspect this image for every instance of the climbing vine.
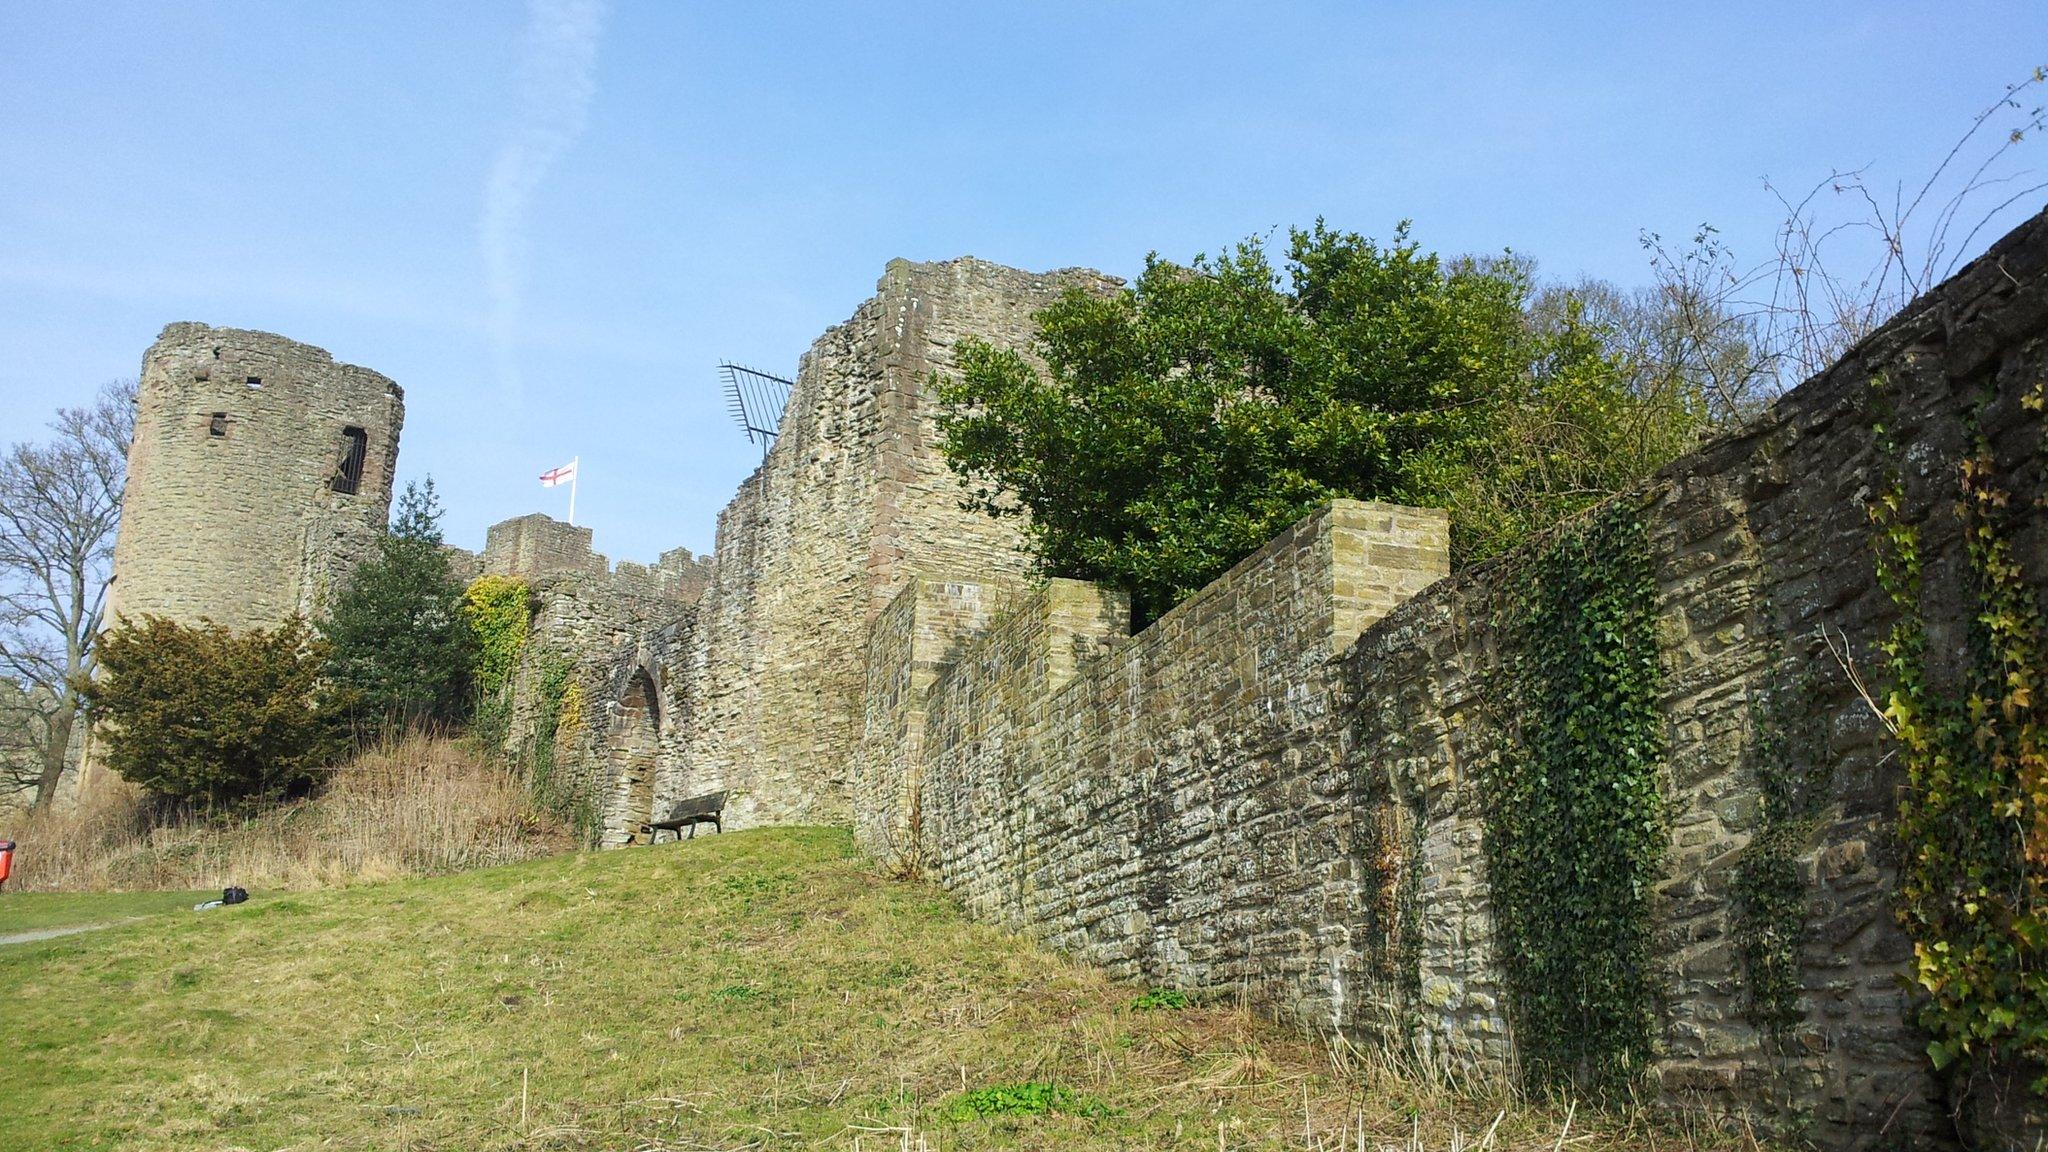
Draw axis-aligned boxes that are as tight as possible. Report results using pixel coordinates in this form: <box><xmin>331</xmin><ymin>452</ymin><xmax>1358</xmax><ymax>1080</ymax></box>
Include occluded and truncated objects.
<box><xmin>1873</xmin><ymin>399</ymin><xmax>2048</xmax><ymax>1083</ymax></box>
<box><xmin>1484</xmin><ymin>501</ymin><xmax>1668</xmax><ymax>1095</ymax></box>
<box><xmin>1730</xmin><ymin>661</ymin><xmax>1831</xmax><ymax>1038</ymax></box>
<box><xmin>523</xmin><ymin>657</ymin><xmax>598</xmax><ymax>841</ymax></box>
<box><xmin>461</xmin><ymin>575</ymin><xmax>531</xmax><ymax>747</ymax></box>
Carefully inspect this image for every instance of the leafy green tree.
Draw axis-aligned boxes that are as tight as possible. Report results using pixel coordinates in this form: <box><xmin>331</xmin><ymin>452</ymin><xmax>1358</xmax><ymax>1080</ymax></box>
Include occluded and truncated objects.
<box><xmin>79</xmin><ymin>615</ymin><xmax>344</xmax><ymax>806</ymax></box>
<box><xmin>323</xmin><ymin>479</ymin><xmax>475</xmax><ymax>732</ymax></box>
<box><xmin>938</xmin><ymin>222</ymin><xmax>1705</xmax><ymax>622</ymax></box>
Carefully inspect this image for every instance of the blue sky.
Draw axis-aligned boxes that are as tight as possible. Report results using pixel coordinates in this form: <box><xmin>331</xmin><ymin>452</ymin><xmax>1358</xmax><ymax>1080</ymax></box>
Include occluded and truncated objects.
<box><xmin>3</xmin><ymin>2</ymin><xmax>2042</xmax><ymax>563</ymax></box>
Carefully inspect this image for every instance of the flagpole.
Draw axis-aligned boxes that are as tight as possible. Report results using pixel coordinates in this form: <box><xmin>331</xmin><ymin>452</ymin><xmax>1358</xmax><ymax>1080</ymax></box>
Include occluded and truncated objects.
<box><xmin>568</xmin><ymin>456</ymin><xmax>578</xmax><ymax>526</ymax></box>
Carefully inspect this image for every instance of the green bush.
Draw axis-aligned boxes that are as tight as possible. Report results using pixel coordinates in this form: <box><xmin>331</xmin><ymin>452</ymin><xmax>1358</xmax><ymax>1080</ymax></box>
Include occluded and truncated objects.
<box><xmin>80</xmin><ymin>615</ymin><xmax>346</xmax><ymax>807</ymax></box>
<box><xmin>1129</xmin><ymin>988</ymin><xmax>1190</xmax><ymax>1011</ymax></box>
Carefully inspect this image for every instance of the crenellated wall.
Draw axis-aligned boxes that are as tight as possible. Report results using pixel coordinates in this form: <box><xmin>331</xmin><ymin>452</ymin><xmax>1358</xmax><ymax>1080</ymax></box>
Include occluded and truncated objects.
<box><xmin>501</xmin><ymin>571</ymin><xmax>695</xmax><ymax>847</ymax></box>
<box><xmin>550</xmin><ymin>216</ymin><xmax>2048</xmax><ymax>1147</ymax></box>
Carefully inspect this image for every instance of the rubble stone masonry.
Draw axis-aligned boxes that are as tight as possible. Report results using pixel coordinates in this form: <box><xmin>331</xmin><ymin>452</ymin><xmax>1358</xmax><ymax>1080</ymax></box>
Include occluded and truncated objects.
<box><xmin>663</xmin><ymin>257</ymin><xmax>1119</xmax><ymax>828</ymax></box>
<box><xmin>108</xmin><ymin>322</ymin><xmax>403</xmax><ymax>632</ymax></box>
<box><xmin>833</xmin><ymin>213</ymin><xmax>2048</xmax><ymax>1148</ymax></box>
<box><xmin>113</xmin><ymin>220</ymin><xmax>2043</xmax><ymax>1147</ymax></box>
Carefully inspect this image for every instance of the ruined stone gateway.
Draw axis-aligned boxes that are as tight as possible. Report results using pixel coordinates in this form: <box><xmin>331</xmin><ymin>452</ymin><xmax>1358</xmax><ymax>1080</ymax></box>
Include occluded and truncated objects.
<box><xmin>105</xmin><ymin>217</ymin><xmax>2048</xmax><ymax>1147</ymax></box>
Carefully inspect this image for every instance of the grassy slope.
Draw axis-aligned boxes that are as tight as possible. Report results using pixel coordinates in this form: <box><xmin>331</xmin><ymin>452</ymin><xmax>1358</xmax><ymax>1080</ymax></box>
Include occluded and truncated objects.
<box><xmin>2</xmin><ymin>828</ymin><xmax>1732</xmax><ymax>1151</ymax></box>
<box><xmin>0</xmin><ymin>889</ymin><xmax>215</xmax><ymax>936</ymax></box>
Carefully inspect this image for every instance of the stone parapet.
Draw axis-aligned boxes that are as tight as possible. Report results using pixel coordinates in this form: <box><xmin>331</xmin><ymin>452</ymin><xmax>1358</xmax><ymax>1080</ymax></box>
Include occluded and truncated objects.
<box><xmin>482</xmin><ymin>513</ymin><xmax>606</xmax><ymax>581</ymax></box>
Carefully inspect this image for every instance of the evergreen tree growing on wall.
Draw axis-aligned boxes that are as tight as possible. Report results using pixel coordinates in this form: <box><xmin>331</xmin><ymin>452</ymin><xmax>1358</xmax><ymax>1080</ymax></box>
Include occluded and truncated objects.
<box><xmin>323</xmin><ymin>479</ymin><xmax>475</xmax><ymax>733</ymax></box>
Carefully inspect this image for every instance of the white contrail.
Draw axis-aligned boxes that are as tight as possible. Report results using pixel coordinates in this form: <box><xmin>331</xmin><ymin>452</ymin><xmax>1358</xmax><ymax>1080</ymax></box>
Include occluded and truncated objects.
<box><xmin>480</xmin><ymin>0</ymin><xmax>607</xmax><ymax>398</ymax></box>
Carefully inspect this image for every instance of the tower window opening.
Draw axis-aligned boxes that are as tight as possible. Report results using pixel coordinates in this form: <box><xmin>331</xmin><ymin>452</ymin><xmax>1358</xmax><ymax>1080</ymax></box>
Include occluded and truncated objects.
<box><xmin>208</xmin><ymin>412</ymin><xmax>229</xmax><ymax>437</ymax></box>
<box><xmin>245</xmin><ymin>376</ymin><xmax>263</xmax><ymax>389</ymax></box>
<box><xmin>331</xmin><ymin>426</ymin><xmax>368</xmax><ymax>494</ymax></box>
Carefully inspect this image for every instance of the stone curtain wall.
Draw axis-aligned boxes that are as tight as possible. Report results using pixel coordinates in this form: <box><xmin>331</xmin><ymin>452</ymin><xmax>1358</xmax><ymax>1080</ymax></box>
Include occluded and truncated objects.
<box><xmin>1339</xmin><ymin>211</ymin><xmax>2048</xmax><ymax>1145</ymax></box>
<box><xmin>853</xmin><ymin>213</ymin><xmax>2048</xmax><ymax>1147</ymax></box>
<box><xmin>108</xmin><ymin>322</ymin><xmax>403</xmax><ymax>631</ymax></box>
<box><xmin>873</xmin><ymin>501</ymin><xmax>1449</xmax><ymax>1010</ymax></box>
<box><xmin>480</xmin><ymin>516</ymin><xmax>707</xmax><ymax>846</ymax></box>
<box><xmin>665</xmin><ymin>258</ymin><xmax>1118</xmax><ymax>829</ymax></box>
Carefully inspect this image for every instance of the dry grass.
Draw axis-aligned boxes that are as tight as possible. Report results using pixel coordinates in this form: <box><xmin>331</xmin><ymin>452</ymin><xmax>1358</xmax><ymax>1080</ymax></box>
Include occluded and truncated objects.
<box><xmin>1</xmin><ymin>827</ymin><xmax>1767</xmax><ymax>1150</ymax></box>
<box><xmin>0</xmin><ymin>734</ymin><xmax>574</xmax><ymax>892</ymax></box>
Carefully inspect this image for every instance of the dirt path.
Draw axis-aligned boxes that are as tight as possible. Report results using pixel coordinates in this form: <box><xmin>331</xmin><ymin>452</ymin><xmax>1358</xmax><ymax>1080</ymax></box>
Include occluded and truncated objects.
<box><xmin>0</xmin><ymin>922</ymin><xmax>118</xmax><ymax>946</ymax></box>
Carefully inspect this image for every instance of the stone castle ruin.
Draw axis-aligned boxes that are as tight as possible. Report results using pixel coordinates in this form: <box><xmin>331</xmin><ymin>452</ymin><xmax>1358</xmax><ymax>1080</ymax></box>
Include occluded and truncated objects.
<box><xmin>100</xmin><ymin>215</ymin><xmax>2048</xmax><ymax>1146</ymax></box>
<box><xmin>108</xmin><ymin>322</ymin><xmax>404</xmax><ymax>631</ymax></box>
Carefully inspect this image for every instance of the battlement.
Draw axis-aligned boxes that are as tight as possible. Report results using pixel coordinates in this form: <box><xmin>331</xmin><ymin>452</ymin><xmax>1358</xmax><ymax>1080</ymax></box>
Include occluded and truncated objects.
<box><xmin>479</xmin><ymin>512</ymin><xmax>712</xmax><ymax>605</ymax></box>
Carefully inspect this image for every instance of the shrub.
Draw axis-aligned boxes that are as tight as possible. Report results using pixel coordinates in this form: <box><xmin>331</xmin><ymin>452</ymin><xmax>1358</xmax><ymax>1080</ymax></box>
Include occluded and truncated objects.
<box><xmin>80</xmin><ymin>615</ymin><xmax>346</xmax><ymax>807</ymax></box>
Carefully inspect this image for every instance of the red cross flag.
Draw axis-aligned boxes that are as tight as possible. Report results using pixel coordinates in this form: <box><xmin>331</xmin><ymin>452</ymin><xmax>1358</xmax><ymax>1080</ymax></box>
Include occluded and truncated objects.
<box><xmin>540</xmin><ymin>457</ymin><xmax>579</xmax><ymax>524</ymax></box>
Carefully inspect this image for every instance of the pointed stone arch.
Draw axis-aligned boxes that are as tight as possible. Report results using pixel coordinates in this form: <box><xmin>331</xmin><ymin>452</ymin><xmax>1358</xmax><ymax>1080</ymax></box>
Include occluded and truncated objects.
<box><xmin>610</xmin><ymin>669</ymin><xmax>662</xmax><ymax>844</ymax></box>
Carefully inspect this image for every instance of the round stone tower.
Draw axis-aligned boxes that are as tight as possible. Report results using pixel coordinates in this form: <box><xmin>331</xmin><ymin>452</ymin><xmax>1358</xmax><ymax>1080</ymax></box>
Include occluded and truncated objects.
<box><xmin>106</xmin><ymin>322</ymin><xmax>405</xmax><ymax>632</ymax></box>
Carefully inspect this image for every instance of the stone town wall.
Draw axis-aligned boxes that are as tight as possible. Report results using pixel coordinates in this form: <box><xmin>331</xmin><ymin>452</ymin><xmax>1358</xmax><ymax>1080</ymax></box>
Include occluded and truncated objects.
<box><xmin>851</xmin><ymin>574</ymin><xmax>1025</xmax><ymax>859</ymax></box>
<box><xmin>108</xmin><ymin>322</ymin><xmax>404</xmax><ymax>631</ymax></box>
<box><xmin>662</xmin><ymin>257</ymin><xmax>1118</xmax><ymax>828</ymax></box>
<box><xmin>1333</xmin><ymin>212</ymin><xmax>2048</xmax><ymax>1147</ymax></box>
<box><xmin>857</xmin><ymin>213</ymin><xmax>2048</xmax><ymax>1148</ymax></box>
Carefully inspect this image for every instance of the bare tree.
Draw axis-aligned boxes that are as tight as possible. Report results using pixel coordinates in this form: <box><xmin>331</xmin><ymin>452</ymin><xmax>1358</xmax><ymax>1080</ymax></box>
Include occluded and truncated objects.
<box><xmin>1642</xmin><ymin>68</ymin><xmax>2047</xmax><ymax>401</ymax></box>
<box><xmin>0</xmin><ymin>380</ymin><xmax>134</xmax><ymax>809</ymax></box>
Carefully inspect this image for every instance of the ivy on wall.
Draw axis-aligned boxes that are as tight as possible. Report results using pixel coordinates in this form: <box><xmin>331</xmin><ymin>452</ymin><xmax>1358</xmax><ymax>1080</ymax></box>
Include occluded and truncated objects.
<box><xmin>1872</xmin><ymin>398</ymin><xmax>2048</xmax><ymax>1083</ymax></box>
<box><xmin>457</xmin><ymin>577</ymin><xmax>601</xmax><ymax>842</ymax></box>
<box><xmin>1484</xmin><ymin>502</ymin><xmax>1668</xmax><ymax>1095</ymax></box>
<box><xmin>524</xmin><ymin>657</ymin><xmax>598</xmax><ymax>841</ymax></box>
<box><xmin>1730</xmin><ymin>661</ymin><xmax>1831</xmax><ymax>1039</ymax></box>
<box><xmin>461</xmin><ymin>575</ymin><xmax>531</xmax><ymax>747</ymax></box>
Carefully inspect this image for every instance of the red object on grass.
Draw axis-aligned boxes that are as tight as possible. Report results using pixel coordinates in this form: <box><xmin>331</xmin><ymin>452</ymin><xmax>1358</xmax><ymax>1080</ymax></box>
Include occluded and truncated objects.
<box><xmin>0</xmin><ymin>840</ymin><xmax>14</xmax><ymax>890</ymax></box>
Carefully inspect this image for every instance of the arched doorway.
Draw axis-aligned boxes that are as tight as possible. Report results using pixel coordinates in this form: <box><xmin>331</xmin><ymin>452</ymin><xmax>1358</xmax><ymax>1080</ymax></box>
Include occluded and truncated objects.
<box><xmin>613</xmin><ymin>672</ymin><xmax>660</xmax><ymax>844</ymax></box>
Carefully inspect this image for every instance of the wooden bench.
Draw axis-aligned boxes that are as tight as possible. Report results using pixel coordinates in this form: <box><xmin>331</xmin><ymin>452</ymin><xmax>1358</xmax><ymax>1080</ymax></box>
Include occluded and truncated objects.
<box><xmin>641</xmin><ymin>791</ymin><xmax>726</xmax><ymax>842</ymax></box>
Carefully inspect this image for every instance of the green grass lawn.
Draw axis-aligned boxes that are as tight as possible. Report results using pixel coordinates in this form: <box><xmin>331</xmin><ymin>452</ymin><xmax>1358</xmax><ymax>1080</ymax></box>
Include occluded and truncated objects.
<box><xmin>0</xmin><ymin>888</ymin><xmax>216</xmax><ymax>936</ymax></box>
<box><xmin>1</xmin><ymin>827</ymin><xmax>1737</xmax><ymax>1151</ymax></box>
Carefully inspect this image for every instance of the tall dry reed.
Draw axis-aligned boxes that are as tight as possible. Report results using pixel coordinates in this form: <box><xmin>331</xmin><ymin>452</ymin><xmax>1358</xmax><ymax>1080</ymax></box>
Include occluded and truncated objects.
<box><xmin>0</xmin><ymin>734</ymin><xmax>574</xmax><ymax>892</ymax></box>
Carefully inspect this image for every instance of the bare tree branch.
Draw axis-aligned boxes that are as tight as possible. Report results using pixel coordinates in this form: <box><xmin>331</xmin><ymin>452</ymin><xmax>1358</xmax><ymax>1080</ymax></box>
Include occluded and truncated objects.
<box><xmin>0</xmin><ymin>378</ymin><xmax>134</xmax><ymax>809</ymax></box>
